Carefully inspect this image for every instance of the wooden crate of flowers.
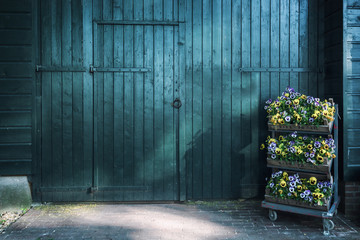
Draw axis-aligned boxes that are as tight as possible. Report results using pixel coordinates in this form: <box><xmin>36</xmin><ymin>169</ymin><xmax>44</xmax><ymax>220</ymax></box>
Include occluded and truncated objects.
<box><xmin>264</xmin><ymin>170</ymin><xmax>333</xmax><ymax>211</ymax></box>
<box><xmin>261</xmin><ymin>132</ymin><xmax>336</xmax><ymax>173</ymax></box>
<box><xmin>265</xmin><ymin>87</ymin><xmax>336</xmax><ymax>133</ymax></box>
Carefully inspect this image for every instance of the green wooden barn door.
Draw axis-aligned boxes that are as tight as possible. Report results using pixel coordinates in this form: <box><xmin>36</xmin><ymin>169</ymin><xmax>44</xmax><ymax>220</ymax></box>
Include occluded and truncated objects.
<box><xmin>38</xmin><ymin>0</ymin><xmax>93</xmax><ymax>201</ymax></box>
<box><xmin>92</xmin><ymin>20</ymin><xmax>181</xmax><ymax>201</ymax></box>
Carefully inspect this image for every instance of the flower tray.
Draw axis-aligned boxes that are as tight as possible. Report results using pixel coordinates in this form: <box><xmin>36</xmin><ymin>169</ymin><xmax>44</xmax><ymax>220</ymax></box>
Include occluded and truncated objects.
<box><xmin>267</xmin><ymin>119</ymin><xmax>334</xmax><ymax>133</ymax></box>
<box><xmin>264</xmin><ymin>190</ymin><xmax>331</xmax><ymax>211</ymax></box>
<box><xmin>267</xmin><ymin>157</ymin><xmax>333</xmax><ymax>174</ymax></box>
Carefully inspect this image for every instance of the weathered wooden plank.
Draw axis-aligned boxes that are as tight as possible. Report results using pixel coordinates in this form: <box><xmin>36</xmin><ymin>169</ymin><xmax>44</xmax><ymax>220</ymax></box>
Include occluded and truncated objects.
<box><xmin>348</xmin><ymin>0</ymin><xmax>360</xmax><ymax>8</ymax></box>
<box><xmin>0</xmin><ymin>14</ymin><xmax>32</xmax><ymax>29</ymax></box>
<box><xmin>0</xmin><ymin>96</ymin><xmax>31</xmax><ymax>110</ymax></box>
<box><xmin>112</xmin><ymin>0</ymin><xmax>125</xmax><ymax>201</ymax></box>
<box><xmin>0</xmin><ymin>63</ymin><xmax>32</xmax><ymax>78</ymax></box>
<box><xmin>290</xmin><ymin>0</ymin><xmax>299</xmax><ymax>89</ymax></box>
<box><xmin>347</xmin><ymin>111</ymin><xmax>360</xmax><ymax>129</ymax></box>
<box><xmin>324</xmin><ymin>11</ymin><xmax>341</xmax><ymax>33</ymax></box>
<box><xmin>211</xmin><ymin>0</ymin><xmax>222</xmax><ymax>199</ymax></box>
<box><xmin>0</xmin><ymin>160</ymin><xmax>32</xmax><ymax>175</ymax></box>
<box><xmin>191</xmin><ymin>0</ymin><xmax>203</xmax><ymax>199</ymax></box>
<box><xmin>202</xmin><ymin>0</ymin><xmax>212</xmax><ymax>199</ymax></box>
<box><xmin>299</xmin><ymin>0</ymin><xmax>309</xmax><ymax>94</ymax></box>
<box><xmin>40</xmin><ymin>0</ymin><xmax>53</xmax><ymax>201</ymax></box>
<box><xmin>71</xmin><ymin>0</ymin><xmax>85</xmax><ymax>201</ymax></box>
<box><xmin>51</xmin><ymin>0</ymin><xmax>63</xmax><ymax>201</ymax></box>
<box><xmin>0</xmin><ymin>30</ymin><xmax>32</xmax><ymax>44</ymax></box>
<box><xmin>0</xmin><ymin>80</ymin><xmax>32</xmax><ymax>94</ymax></box>
<box><xmin>347</xmin><ymin>60</ymin><xmax>360</xmax><ymax>74</ymax></box>
<box><xmin>0</xmin><ymin>111</ymin><xmax>31</xmax><ymax>127</ymax></box>
<box><xmin>133</xmin><ymin>0</ymin><xmax>145</xmax><ymax>201</ymax></box>
<box><xmin>348</xmin><ymin>130</ymin><xmax>360</xmax><ymax>147</ymax></box>
<box><xmin>93</xmin><ymin>0</ymin><xmax>104</xmax><ymax>201</ymax></box>
<box><xmin>0</xmin><ymin>144</ymin><xmax>31</xmax><ymax>160</ymax></box>
<box><xmin>346</xmin><ymin>78</ymin><xmax>360</xmax><ymax>92</ymax></box>
<box><xmin>0</xmin><ymin>0</ymin><xmax>31</xmax><ymax>13</ymax></box>
<box><xmin>184</xmin><ymin>0</ymin><xmax>193</xmax><ymax>199</ymax></box>
<box><xmin>270</xmin><ymin>0</ymin><xmax>280</xmax><ymax>97</ymax></box>
<box><xmin>102</xmin><ymin>0</ymin><xmax>114</xmax><ymax>201</ymax></box>
<box><xmin>308</xmin><ymin>0</ymin><xmax>318</xmax><ymax>97</ymax></box>
<box><xmin>61</xmin><ymin>0</ymin><xmax>73</xmax><ymax>201</ymax></box>
<box><xmin>346</xmin><ymin>94</ymin><xmax>360</xmax><ymax>110</ymax></box>
<box><xmin>143</xmin><ymin>0</ymin><xmax>154</xmax><ymax>200</ymax></box>
<box><xmin>82</xmin><ymin>0</ymin><xmax>94</xmax><ymax>201</ymax></box>
<box><xmin>0</xmin><ymin>46</ymin><xmax>32</xmax><ymax>61</ymax></box>
<box><xmin>222</xmin><ymin>0</ymin><xmax>231</xmax><ymax>198</ymax></box>
<box><xmin>123</xmin><ymin>0</ymin><xmax>134</xmax><ymax>201</ymax></box>
<box><xmin>0</xmin><ymin>128</ymin><xmax>31</xmax><ymax>143</ymax></box>
<box><xmin>250</xmin><ymin>0</ymin><xmax>261</xmax><ymax>198</ymax></box>
<box><xmin>280</xmin><ymin>0</ymin><xmax>290</xmax><ymax>91</ymax></box>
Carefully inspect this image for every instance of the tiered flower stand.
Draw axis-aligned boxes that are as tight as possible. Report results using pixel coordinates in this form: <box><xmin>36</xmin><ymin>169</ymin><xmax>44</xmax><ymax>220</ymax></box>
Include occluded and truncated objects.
<box><xmin>261</xmin><ymin>105</ymin><xmax>340</xmax><ymax>236</ymax></box>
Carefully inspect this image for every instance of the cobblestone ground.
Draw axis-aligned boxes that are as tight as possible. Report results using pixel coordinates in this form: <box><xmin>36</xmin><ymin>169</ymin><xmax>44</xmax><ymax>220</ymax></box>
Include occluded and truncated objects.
<box><xmin>0</xmin><ymin>199</ymin><xmax>359</xmax><ymax>240</ymax></box>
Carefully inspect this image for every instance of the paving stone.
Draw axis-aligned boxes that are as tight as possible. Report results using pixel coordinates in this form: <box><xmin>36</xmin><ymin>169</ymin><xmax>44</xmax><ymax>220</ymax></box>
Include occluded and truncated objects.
<box><xmin>0</xmin><ymin>199</ymin><xmax>359</xmax><ymax>239</ymax></box>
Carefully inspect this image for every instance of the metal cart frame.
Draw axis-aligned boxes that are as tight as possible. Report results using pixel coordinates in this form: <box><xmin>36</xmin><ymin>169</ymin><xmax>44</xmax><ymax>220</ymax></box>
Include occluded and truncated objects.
<box><xmin>261</xmin><ymin>105</ymin><xmax>340</xmax><ymax>236</ymax></box>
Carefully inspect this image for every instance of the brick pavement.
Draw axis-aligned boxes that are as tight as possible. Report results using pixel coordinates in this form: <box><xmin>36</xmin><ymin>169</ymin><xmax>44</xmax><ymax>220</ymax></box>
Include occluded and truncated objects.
<box><xmin>0</xmin><ymin>199</ymin><xmax>359</xmax><ymax>240</ymax></box>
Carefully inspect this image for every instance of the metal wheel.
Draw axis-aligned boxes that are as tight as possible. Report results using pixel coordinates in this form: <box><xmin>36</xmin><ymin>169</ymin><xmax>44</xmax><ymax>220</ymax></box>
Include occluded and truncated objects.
<box><xmin>269</xmin><ymin>209</ymin><xmax>277</xmax><ymax>221</ymax></box>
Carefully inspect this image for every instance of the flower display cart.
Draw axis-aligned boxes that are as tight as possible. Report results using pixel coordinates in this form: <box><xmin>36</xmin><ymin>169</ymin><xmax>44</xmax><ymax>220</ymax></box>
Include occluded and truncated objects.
<box><xmin>261</xmin><ymin>104</ymin><xmax>340</xmax><ymax>236</ymax></box>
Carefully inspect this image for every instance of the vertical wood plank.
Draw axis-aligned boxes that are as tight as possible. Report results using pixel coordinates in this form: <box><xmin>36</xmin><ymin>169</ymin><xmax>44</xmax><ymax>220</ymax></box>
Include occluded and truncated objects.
<box><xmin>51</xmin><ymin>0</ymin><xmax>63</xmax><ymax>201</ymax></box>
<box><xmin>153</xmin><ymin>0</ymin><xmax>164</xmax><ymax>200</ymax></box>
<box><xmin>270</xmin><ymin>0</ymin><xmax>280</xmax><ymax>98</ymax></box>
<box><xmin>72</xmin><ymin>0</ymin><xmax>84</xmax><ymax>201</ymax></box>
<box><xmin>133</xmin><ymin>0</ymin><xmax>145</xmax><ymax>200</ymax></box>
<box><xmin>251</xmin><ymin>0</ymin><xmax>261</xmax><ymax>197</ymax></box>
<box><xmin>123</xmin><ymin>0</ymin><xmax>134</xmax><ymax>201</ymax></box>
<box><xmin>241</xmin><ymin>0</ymin><xmax>251</xmax><ymax>197</ymax></box>
<box><xmin>192</xmin><ymin>0</ymin><xmax>203</xmax><ymax>199</ymax></box>
<box><xmin>231</xmin><ymin>0</ymin><xmax>241</xmax><ymax>197</ymax></box>
<box><xmin>82</xmin><ymin>0</ymin><xmax>94</xmax><ymax>201</ymax></box>
<box><xmin>290</xmin><ymin>0</ymin><xmax>299</xmax><ymax>89</ymax></box>
<box><xmin>40</xmin><ymin>0</ymin><xmax>52</xmax><ymax>201</ymax></box>
<box><xmin>185</xmin><ymin>0</ymin><xmax>193</xmax><ymax>199</ymax></box>
<box><xmin>308</xmin><ymin>0</ymin><xmax>318</xmax><ymax>97</ymax></box>
<box><xmin>212</xmin><ymin>0</ymin><xmax>222</xmax><ymax>199</ymax></box>
<box><xmin>143</xmin><ymin>0</ymin><xmax>154</xmax><ymax>200</ymax></box>
<box><xmin>299</xmin><ymin>0</ymin><xmax>309</xmax><ymax>93</ymax></box>
<box><xmin>280</xmin><ymin>0</ymin><xmax>290</xmax><ymax>91</ymax></box>
<box><xmin>222</xmin><ymin>0</ymin><xmax>231</xmax><ymax>198</ymax></box>
<box><xmin>113</xmin><ymin>0</ymin><xmax>124</xmax><ymax>201</ymax></box>
<box><xmin>102</xmin><ymin>0</ymin><xmax>114</xmax><ymax>201</ymax></box>
<box><xmin>93</xmin><ymin>0</ymin><xmax>103</xmax><ymax>201</ymax></box>
<box><xmin>61</xmin><ymin>0</ymin><xmax>73</xmax><ymax>201</ymax></box>
<box><xmin>202</xmin><ymin>0</ymin><xmax>212</xmax><ymax>199</ymax></box>
<box><xmin>164</xmin><ymin>0</ymin><xmax>175</xmax><ymax>200</ymax></box>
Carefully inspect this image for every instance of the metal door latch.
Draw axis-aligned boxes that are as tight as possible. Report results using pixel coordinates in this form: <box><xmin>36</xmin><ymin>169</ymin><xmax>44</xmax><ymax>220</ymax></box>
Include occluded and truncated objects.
<box><xmin>171</xmin><ymin>98</ymin><xmax>182</xmax><ymax>109</ymax></box>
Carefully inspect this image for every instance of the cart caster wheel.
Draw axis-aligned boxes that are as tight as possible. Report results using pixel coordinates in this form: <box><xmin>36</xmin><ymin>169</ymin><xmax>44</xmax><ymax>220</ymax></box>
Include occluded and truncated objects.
<box><xmin>323</xmin><ymin>219</ymin><xmax>335</xmax><ymax>235</ymax></box>
<box><xmin>269</xmin><ymin>210</ymin><xmax>277</xmax><ymax>221</ymax></box>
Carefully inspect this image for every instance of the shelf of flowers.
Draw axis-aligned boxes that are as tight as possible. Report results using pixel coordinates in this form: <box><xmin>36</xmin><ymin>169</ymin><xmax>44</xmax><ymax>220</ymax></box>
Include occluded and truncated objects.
<box><xmin>265</xmin><ymin>170</ymin><xmax>333</xmax><ymax>211</ymax></box>
<box><xmin>264</xmin><ymin>87</ymin><xmax>336</xmax><ymax>134</ymax></box>
<box><xmin>261</xmin><ymin>131</ymin><xmax>336</xmax><ymax>174</ymax></box>
<box><xmin>262</xmin><ymin>87</ymin><xmax>337</xmax><ymax>212</ymax></box>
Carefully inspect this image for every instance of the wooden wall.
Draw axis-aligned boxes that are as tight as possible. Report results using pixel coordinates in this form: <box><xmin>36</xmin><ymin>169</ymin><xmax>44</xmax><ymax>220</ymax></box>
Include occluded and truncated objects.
<box><xmin>0</xmin><ymin>0</ymin><xmax>34</xmax><ymax>175</ymax></box>
<box><xmin>343</xmin><ymin>0</ymin><xmax>360</xmax><ymax>181</ymax></box>
<box><xmin>184</xmin><ymin>0</ymin><xmax>324</xmax><ymax>199</ymax></box>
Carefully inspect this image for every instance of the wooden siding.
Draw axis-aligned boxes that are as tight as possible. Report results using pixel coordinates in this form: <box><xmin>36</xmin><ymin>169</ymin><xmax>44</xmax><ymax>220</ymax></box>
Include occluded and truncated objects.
<box><xmin>343</xmin><ymin>0</ymin><xmax>360</xmax><ymax>180</ymax></box>
<box><xmin>0</xmin><ymin>0</ymin><xmax>34</xmax><ymax>175</ymax></box>
<box><xmin>184</xmin><ymin>0</ymin><xmax>324</xmax><ymax>199</ymax></box>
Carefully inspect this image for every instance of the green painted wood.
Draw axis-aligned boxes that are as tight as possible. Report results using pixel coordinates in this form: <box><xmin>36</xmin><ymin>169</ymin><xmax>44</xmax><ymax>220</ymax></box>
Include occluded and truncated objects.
<box><xmin>0</xmin><ymin>14</ymin><xmax>32</xmax><ymax>29</ymax></box>
<box><xmin>280</xmin><ymin>0</ymin><xmax>290</xmax><ymax>92</ymax></box>
<box><xmin>290</xmin><ymin>0</ymin><xmax>299</xmax><ymax>90</ymax></box>
<box><xmin>202</xmin><ymin>0</ymin><xmax>212</xmax><ymax>199</ymax></box>
<box><xmin>0</xmin><ymin>46</ymin><xmax>32</xmax><ymax>61</ymax></box>
<box><xmin>113</xmin><ymin>0</ymin><xmax>125</xmax><ymax>201</ymax></box>
<box><xmin>230</xmin><ymin>0</ymin><xmax>241</xmax><ymax>197</ymax></box>
<box><xmin>0</xmin><ymin>80</ymin><xmax>32</xmax><ymax>94</ymax></box>
<box><xmin>309</xmin><ymin>0</ymin><xmax>318</xmax><ymax>97</ymax></box>
<box><xmin>0</xmin><ymin>128</ymin><xmax>31</xmax><ymax>143</ymax></box>
<box><xmin>0</xmin><ymin>161</ymin><xmax>32</xmax><ymax>175</ymax></box>
<box><xmin>344</xmin><ymin>0</ymin><xmax>360</xmax><ymax>180</ymax></box>
<box><xmin>0</xmin><ymin>144</ymin><xmax>31</xmax><ymax>159</ymax></box>
<box><xmin>0</xmin><ymin>96</ymin><xmax>31</xmax><ymax>110</ymax></box>
<box><xmin>192</xmin><ymin>0</ymin><xmax>202</xmax><ymax>199</ymax></box>
<box><xmin>211</xmin><ymin>0</ymin><xmax>222</xmax><ymax>199</ymax></box>
<box><xmin>222</xmin><ymin>0</ymin><xmax>231</xmax><ymax>198</ymax></box>
<box><xmin>0</xmin><ymin>30</ymin><xmax>32</xmax><ymax>45</ymax></box>
<box><xmin>299</xmin><ymin>0</ymin><xmax>309</xmax><ymax>94</ymax></box>
<box><xmin>0</xmin><ymin>0</ymin><xmax>31</xmax><ymax>13</ymax></box>
<box><xmin>270</xmin><ymin>0</ymin><xmax>280</xmax><ymax>98</ymax></box>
